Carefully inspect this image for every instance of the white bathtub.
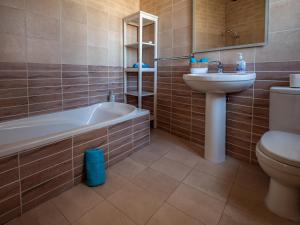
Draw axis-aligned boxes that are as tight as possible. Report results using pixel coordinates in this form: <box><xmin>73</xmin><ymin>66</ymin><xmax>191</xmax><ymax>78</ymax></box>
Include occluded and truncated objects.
<box><xmin>0</xmin><ymin>102</ymin><xmax>148</xmax><ymax>157</ymax></box>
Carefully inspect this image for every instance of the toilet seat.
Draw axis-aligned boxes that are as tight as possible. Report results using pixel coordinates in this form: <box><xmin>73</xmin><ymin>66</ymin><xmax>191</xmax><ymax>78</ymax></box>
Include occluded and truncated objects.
<box><xmin>259</xmin><ymin>131</ymin><xmax>300</xmax><ymax>168</ymax></box>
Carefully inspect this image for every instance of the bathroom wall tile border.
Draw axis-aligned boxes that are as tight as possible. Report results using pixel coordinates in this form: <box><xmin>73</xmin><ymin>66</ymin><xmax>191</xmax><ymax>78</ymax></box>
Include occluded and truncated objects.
<box><xmin>0</xmin><ymin>62</ymin><xmax>124</xmax><ymax>123</ymax></box>
<box><xmin>0</xmin><ymin>113</ymin><xmax>150</xmax><ymax>224</ymax></box>
<box><xmin>153</xmin><ymin>61</ymin><xmax>300</xmax><ymax>163</ymax></box>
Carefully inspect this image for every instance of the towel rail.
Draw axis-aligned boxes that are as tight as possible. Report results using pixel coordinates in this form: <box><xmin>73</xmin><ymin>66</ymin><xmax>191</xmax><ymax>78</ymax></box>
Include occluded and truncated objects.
<box><xmin>154</xmin><ymin>55</ymin><xmax>190</xmax><ymax>61</ymax></box>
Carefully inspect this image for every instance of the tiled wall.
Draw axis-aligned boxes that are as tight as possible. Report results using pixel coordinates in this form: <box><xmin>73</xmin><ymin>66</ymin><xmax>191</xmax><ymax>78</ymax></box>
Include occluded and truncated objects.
<box><xmin>225</xmin><ymin>0</ymin><xmax>265</xmax><ymax>46</ymax></box>
<box><xmin>194</xmin><ymin>0</ymin><xmax>226</xmax><ymax>50</ymax></box>
<box><xmin>0</xmin><ymin>0</ymin><xmax>139</xmax><ymax>122</ymax></box>
<box><xmin>194</xmin><ymin>0</ymin><xmax>265</xmax><ymax>49</ymax></box>
<box><xmin>0</xmin><ymin>0</ymin><xmax>139</xmax><ymax>66</ymax></box>
<box><xmin>0</xmin><ymin>114</ymin><xmax>150</xmax><ymax>224</ymax></box>
<box><xmin>0</xmin><ymin>62</ymin><xmax>123</xmax><ymax>122</ymax></box>
<box><xmin>140</xmin><ymin>0</ymin><xmax>300</xmax><ymax>163</ymax></box>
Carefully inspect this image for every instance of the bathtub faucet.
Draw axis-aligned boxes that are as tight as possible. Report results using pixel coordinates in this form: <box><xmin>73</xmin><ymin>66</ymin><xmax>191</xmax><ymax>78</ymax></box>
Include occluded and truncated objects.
<box><xmin>108</xmin><ymin>91</ymin><xmax>116</xmax><ymax>102</ymax></box>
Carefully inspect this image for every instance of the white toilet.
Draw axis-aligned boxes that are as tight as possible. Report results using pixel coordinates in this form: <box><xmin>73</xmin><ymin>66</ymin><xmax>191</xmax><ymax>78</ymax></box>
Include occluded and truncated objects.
<box><xmin>256</xmin><ymin>87</ymin><xmax>300</xmax><ymax>222</ymax></box>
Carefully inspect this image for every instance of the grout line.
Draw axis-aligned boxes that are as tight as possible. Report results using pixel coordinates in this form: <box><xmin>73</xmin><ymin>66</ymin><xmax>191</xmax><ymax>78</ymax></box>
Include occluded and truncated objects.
<box><xmin>73</xmin><ymin>136</ymin><xmax>107</xmax><ymax>149</ymax></box>
<box><xmin>20</xmin><ymin>147</ymin><xmax>72</xmax><ymax>167</ymax></box>
<box><xmin>216</xmin><ymin>163</ymin><xmax>241</xmax><ymax>225</ymax></box>
<box><xmin>22</xmin><ymin>179</ymin><xmax>73</xmax><ymax>209</ymax></box>
<box><xmin>142</xmin><ymin>148</ymin><xmax>201</xmax><ymax>225</ymax></box>
<box><xmin>0</xmin><ymin>166</ymin><xmax>19</xmax><ymax>176</ymax></box>
<box><xmin>21</xmin><ymin>158</ymin><xmax>72</xmax><ymax>182</ymax></box>
<box><xmin>226</xmin><ymin>141</ymin><xmax>251</xmax><ymax>151</ymax></box>
<box><xmin>227</xmin><ymin>126</ymin><xmax>252</xmax><ymax>135</ymax></box>
<box><xmin>28</xmin><ymin>107</ymin><xmax>62</xmax><ymax>116</ymax></box>
<box><xmin>107</xmin><ymin>127</ymin><xmax>110</xmax><ymax>168</ymax></box>
<box><xmin>17</xmin><ymin>153</ymin><xmax>23</xmax><ymax>215</ymax></box>
<box><xmin>59</xmin><ymin>0</ymin><xmax>63</xmax><ymax>111</ymax></box>
<box><xmin>23</xmin><ymin>0</ymin><xmax>29</xmax><ymax>120</ymax></box>
<box><xmin>71</xmin><ymin>137</ymin><xmax>75</xmax><ymax>186</ymax></box>
<box><xmin>22</xmin><ymin>168</ymin><xmax>73</xmax><ymax>194</ymax></box>
<box><xmin>0</xmin><ymin>206</ymin><xmax>21</xmax><ymax>220</ymax></box>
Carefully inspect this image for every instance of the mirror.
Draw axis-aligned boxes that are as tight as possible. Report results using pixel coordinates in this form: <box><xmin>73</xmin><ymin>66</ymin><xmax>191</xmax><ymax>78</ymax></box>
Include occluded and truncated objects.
<box><xmin>193</xmin><ymin>0</ymin><xmax>269</xmax><ymax>53</ymax></box>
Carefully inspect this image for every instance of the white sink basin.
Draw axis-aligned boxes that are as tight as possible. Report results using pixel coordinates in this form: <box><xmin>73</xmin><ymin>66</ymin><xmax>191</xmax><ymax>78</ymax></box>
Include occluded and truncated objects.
<box><xmin>183</xmin><ymin>73</ymin><xmax>256</xmax><ymax>93</ymax></box>
<box><xmin>183</xmin><ymin>72</ymin><xmax>256</xmax><ymax>163</ymax></box>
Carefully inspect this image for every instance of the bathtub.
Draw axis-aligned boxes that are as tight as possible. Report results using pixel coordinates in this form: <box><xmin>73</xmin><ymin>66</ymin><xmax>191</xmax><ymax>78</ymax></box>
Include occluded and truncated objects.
<box><xmin>0</xmin><ymin>102</ymin><xmax>150</xmax><ymax>222</ymax></box>
<box><xmin>0</xmin><ymin>102</ymin><xmax>148</xmax><ymax>157</ymax></box>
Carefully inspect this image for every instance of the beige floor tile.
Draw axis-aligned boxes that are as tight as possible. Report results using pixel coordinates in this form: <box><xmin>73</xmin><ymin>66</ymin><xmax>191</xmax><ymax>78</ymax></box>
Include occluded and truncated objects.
<box><xmin>194</xmin><ymin>157</ymin><xmax>239</xmax><ymax>183</ymax></box>
<box><xmin>224</xmin><ymin>202</ymin><xmax>300</xmax><ymax>225</ymax></box>
<box><xmin>150</xmin><ymin>130</ymin><xmax>185</xmax><ymax>150</ymax></box>
<box><xmin>235</xmin><ymin>163</ymin><xmax>269</xmax><ymax>191</ymax></box>
<box><xmin>223</xmin><ymin>204</ymin><xmax>274</xmax><ymax>225</ymax></box>
<box><xmin>150</xmin><ymin>157</ymin><xmax>192</xmax><ymax>181</ymax></box>
<box><xmin>151</xmin><ymin>129</ymin><xmax>203</xmax><ymax>158</ymax></box>
<box><xmin>108</xmin><ymin>183</ymin><xmax>163</xmax><ymax>225</ymax></box>
<box><xmin>148</xmin><ymin>137</ymin><xmax>175</xmax><ymax>152</ymax></box>
<box><xmin>151</xmin><ymin>129</ymin><xmax>175</xmax><ymax>143</ymax></box>
<box><xmin>7</xmin><ymin>202</ymin><xmax>69</xmax><ymax>225</ymax></box>
<box><xmin>147</xmin><ymin>141</ymin><xmax>172</xmax><ymax>156</ymax></box>
<box><xmin>218</xmin><ymin>213</ymin><xmax>243</xmax><ymax>225</ymax></box>
<box><xmin>132</xmin><ymin>168</ymin><xmax>180</xmax><ymax>200</ymax></box>
<box><xmin>183</xmin><ymin>168</ymin><xmax>232</xmax><ymax>202</ymax></box>
<box><xmin>74</xmin><ymin>201</ymin><xmax>136</xmax><ymax>225</ymax></box>
<box><xmin>92</xmin><ymin>170</ymin><xmax>132</xmax><ymax>199</ymax></box>
<box><xmin>130</xmin><ymin>145</ymin><xmax>164</xmax><ymax>166</ymax></box>
<box><xmin>146</xmin><ymin>203</ymin><xmax>204</xmax><ymax>225</ymax></box>
<box><xmin>167</xmin><ymin>184</ymin><xmax>225</xmax><ymax>225</ymax></box>
<box><xmin>164</xmin><ymin>147</ymin><xmax>200</xmax><ymax>167</ymax></box>
<box><xmin>110</xmin><ymin>158</ymin><xmax>146</xmax><ymax>179</ymax></box>
<box><xmin>52</xmin><ymin>184</ymin><xmax>103</xmax><ymax>224</ymax></box>
<box><xmin>228</xmin><ymin>183</ymin><xmax>267</xmax><ymax>212</ymax></box>
<box><xmin>224</xmin><ymin>182</ymin><xmax>300</xmax><ymax>225</ymax></box>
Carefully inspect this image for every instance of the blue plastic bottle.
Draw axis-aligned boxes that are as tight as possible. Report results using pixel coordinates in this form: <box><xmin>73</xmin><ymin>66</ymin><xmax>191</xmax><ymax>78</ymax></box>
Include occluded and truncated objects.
<box><xmin>85</xmin><ymin>148</ymin><xmax>106</xmax><ymax>187</ymax></box>
<box><xmin>190</xmin><ymin>54</ymin><xmax>197</xmax><ymax>64</ymax></box>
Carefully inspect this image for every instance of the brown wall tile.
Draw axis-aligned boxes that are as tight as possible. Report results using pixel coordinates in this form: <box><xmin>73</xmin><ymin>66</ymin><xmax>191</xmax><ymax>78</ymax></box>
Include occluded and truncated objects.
<box><xmin>0</xmin><ymin>195</ymin><xmax>20</xmax><ymax>217</ymax></box>
<box><xmin>73</xmin><ymin>136</ymin><xmax>108</xmax><ymax>156</ymax></box>
<box><xmin>109</xmin><ymin>127</ymin><xmax>132</xmax><ymax>143</ymax></box>
<box><xmin>22</xmin><ymin>181</ymin><xmax>73</xmax><ymax>213</ymax></box>
<box><xmin>0</xmin><ymin>207</ymin><xmax>21</xmax><ymax>225</ymax></box>
<box><xmin>0</xmin><ymin>168</ymin><xmax>19</xmax><ymax>188</ymax></box>
<box><xmin>20</xmin><ymin>139</ymin><xmax>72</xmax><ymax>165</ymax></box>
<box><xmin>73</xmin><ymin>128</ymin><xmax>107</xmax><ymax>146</ymax></box>
<box><xmin>20</xmin><ymin>149</ymin><xmax>72</xmax><ymax>179</ymax></box>
<box><xmin>22</xmin><ymin>171</ymin><xmax>73</xmax><ymax>204</ymax></box>
<box><xmin>109</xmin><ymin>135</ymin><xmax>132</xmax><ymax>152</ymax></box>
<box><xmin>21</xmin><ymin>160</ymin><xmax>72</xmax><ymax>191</ymax></box>
<box><xmin>109</xmin><ymin>143</ymin><xmax>133</xmax><ymax>160</ymax></box>
<box><xmin>0</xmin><ymin>181</ymin><xmax>19</xmax><ymax>202</ymax></box>
<box><xmin>108</xmin><ymin>120</ymin><xmax>132</xmax><ymax>134</ymax></box>
<box><xmin>0</xmin><ymin>154</ymin><xmax>18</xmax><ymax>173</ymax></box>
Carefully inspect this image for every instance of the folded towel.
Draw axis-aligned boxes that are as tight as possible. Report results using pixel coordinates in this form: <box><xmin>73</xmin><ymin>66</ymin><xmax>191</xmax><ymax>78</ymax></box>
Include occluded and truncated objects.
<box><xmin>133</xmin><ymin>62</ymin><xmax>150</xmax><ymax>68</ymax></box>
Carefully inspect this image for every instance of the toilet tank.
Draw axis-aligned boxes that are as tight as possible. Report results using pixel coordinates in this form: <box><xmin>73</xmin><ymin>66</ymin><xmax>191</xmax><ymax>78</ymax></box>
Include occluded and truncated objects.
<box><xmin>269</xmin><ymin>87</ymin><xmax>300</xmax><ymax>133</ymax></box>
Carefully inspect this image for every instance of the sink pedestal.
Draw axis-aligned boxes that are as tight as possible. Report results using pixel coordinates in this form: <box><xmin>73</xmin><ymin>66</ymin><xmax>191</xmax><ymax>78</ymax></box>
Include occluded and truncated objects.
<box><xmin>205</xmin><ymin>93</ymin><xmax>226</xmax><ymax>163</ymax></box>
<box><xmin>183</xmin><ymin>72</ymin><xmax>256</xmax><ymax>163</ymax></box>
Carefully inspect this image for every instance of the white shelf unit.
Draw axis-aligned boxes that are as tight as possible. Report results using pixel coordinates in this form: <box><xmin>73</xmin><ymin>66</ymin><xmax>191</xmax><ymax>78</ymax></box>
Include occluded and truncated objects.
<box><xmin>123</xmin><ymin>11</ymin><xmax>158</xmax><ymax>128</ymax></box>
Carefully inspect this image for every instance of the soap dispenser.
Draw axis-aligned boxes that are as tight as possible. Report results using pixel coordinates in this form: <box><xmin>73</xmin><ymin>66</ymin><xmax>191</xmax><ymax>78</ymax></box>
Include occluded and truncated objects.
<box><xmin>236</xmin><ymin>53</ymin><xmax>246</xmax><ymax>72</ymax></box>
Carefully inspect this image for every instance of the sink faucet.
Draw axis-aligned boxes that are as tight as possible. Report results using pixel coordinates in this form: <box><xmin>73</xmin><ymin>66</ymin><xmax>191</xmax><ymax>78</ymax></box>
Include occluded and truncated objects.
<box><xmin>209</xmin><ymin>60</ymin><xmax>224</xmax><ymax>73</ymax></box>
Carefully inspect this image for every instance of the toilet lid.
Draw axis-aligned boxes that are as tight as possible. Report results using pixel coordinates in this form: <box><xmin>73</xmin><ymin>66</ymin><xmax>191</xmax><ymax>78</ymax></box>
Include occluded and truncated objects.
<box><xmin>259</xmin><ymin>131</ymin><xmax>300</xmax><ymax>167</ymax></box>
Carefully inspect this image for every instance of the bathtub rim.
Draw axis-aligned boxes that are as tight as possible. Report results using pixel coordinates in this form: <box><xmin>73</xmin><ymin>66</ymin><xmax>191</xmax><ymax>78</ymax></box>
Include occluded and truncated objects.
<box><xmin>0</xmin><ymin>104</ymin><xmax>149</xmax><ymax>158</ymax></box>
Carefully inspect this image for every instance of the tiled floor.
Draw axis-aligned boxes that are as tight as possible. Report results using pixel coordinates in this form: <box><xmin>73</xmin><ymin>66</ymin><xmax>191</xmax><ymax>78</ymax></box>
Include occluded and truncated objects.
<box><xmin>7</xmin><ymin>129</ymin><xmax>299</xmax><ymax>225</ymax></box>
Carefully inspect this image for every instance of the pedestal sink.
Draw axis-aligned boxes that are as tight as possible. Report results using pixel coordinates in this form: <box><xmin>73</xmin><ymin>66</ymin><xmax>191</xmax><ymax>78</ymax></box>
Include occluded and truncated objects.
<box><xmin>183</xmin><ymin>73</ymin><xmax>256</xmax><ymax>163</ymax></box>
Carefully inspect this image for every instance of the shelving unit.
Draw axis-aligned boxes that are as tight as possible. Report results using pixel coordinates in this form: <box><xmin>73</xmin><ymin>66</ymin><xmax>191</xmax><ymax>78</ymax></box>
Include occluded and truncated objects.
<box><xmin>123</xmin><ymin>11</ymin><xmax>158</xmax><ymax>128</ymax></box>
